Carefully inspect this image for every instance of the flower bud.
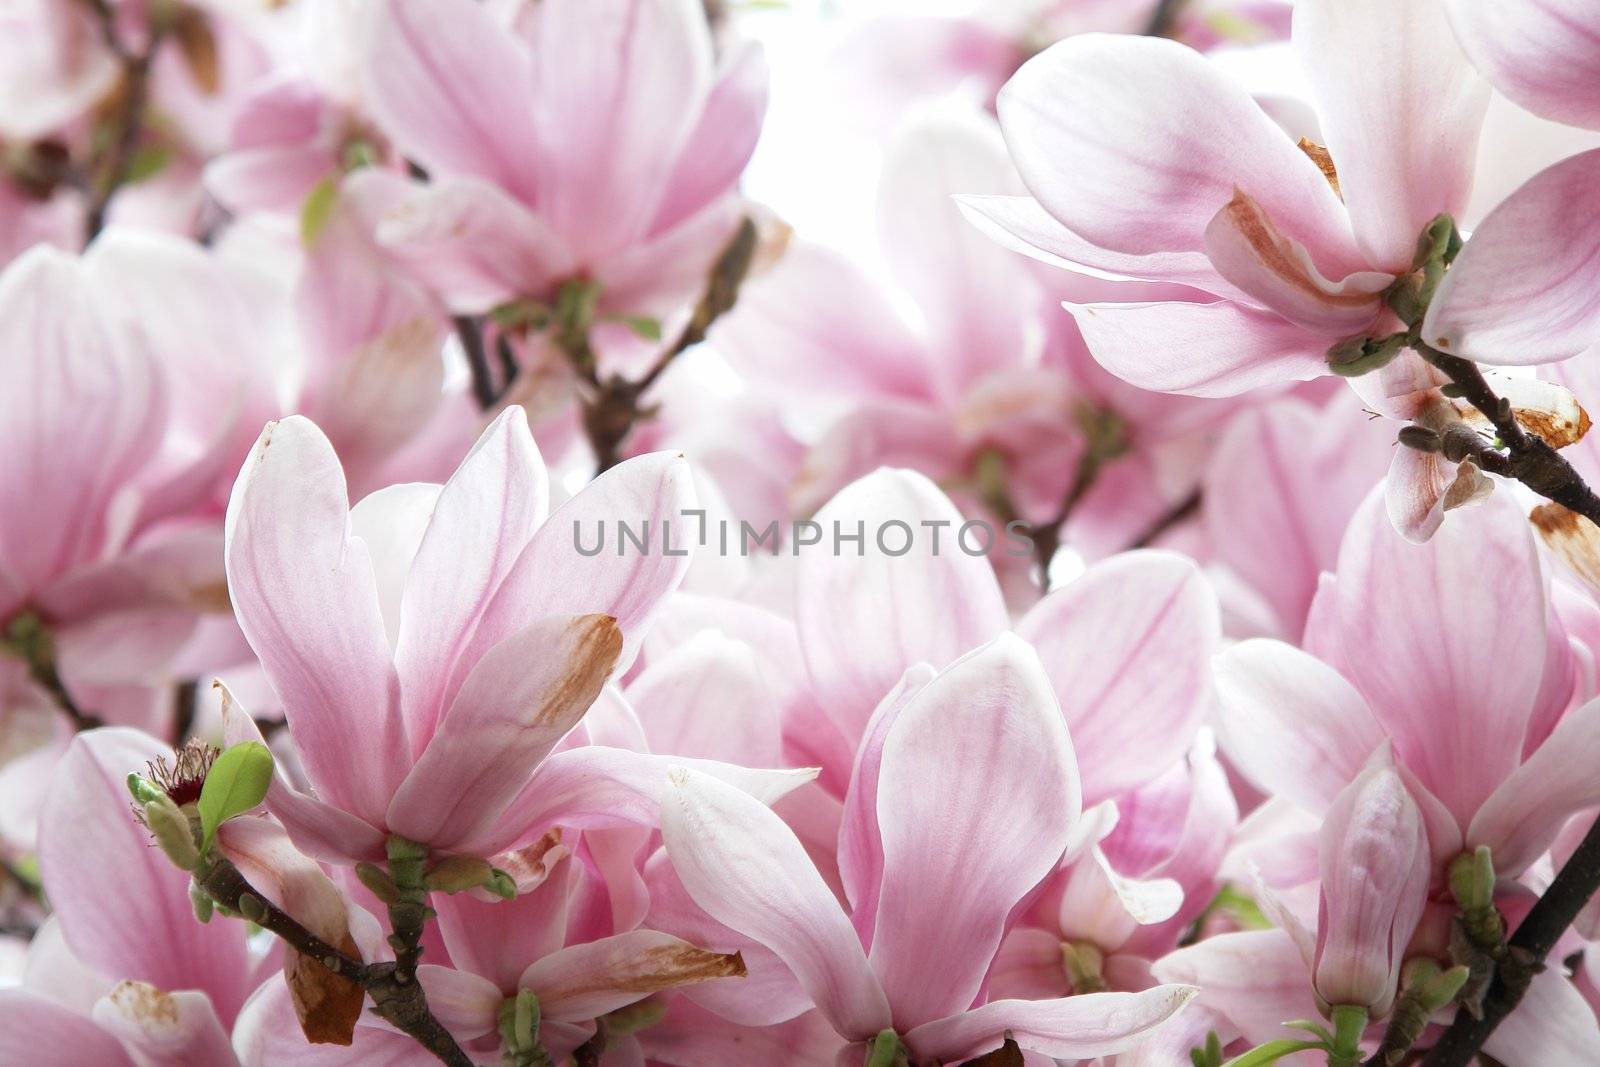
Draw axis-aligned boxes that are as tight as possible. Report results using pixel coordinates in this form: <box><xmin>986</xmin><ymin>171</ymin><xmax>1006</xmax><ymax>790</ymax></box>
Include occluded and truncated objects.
<box><xmin>1313</xmin><ymin>748</ymin><xmax>1430</xmax><ymax>1017</ymax></box>
<box><xmin>142</xmin><ymin>793</ymin><xmax>201</xmax><ymax>872</ymax></box>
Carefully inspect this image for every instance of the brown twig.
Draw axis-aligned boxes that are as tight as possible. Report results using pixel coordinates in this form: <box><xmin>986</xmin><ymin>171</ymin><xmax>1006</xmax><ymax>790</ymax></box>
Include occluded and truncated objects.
<box><xmin>80</xmin><ymin>0</ymin><xmax>165</xmax><ymax>241</ymax></box>
<box><xmin>576</xmin><ymin>217</ymin><xmax>758</xmax><ymax>473</ymax></box>
<box><xmin>195</xmin><ymin>853</ymin><xmax>473</xmax><ymax>1067</ymax></box>
<box><xmin>1128</xmin><ymin>488</ymin><xmax>1202</xmax><ymax>550</ymax></box>
<box><xmin>1141</xmin><ymin>0</ymin><xmax>1189</xmax><ymax>38</ymax></box>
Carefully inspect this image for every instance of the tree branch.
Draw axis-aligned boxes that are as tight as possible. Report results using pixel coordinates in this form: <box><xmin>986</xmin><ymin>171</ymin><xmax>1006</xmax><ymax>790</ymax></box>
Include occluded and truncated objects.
<box><xmin>81</xmin><ymin>0</ymin><xmax>165</xmax><ymax>241</ymax></box>
<box><xmin>455</xmin><ymin>315</ymin><xmax>501</xmax><ymax>411</ymax></box>
<box><xmin>1128</xmin><ymin>488</ymin><xmax>1202</xmax><ymax>550</ymax></box>
<box><xmin>1142</xmin><ymin>0</ymin><xmax>1189</xmax><ymax>38</ymax></box>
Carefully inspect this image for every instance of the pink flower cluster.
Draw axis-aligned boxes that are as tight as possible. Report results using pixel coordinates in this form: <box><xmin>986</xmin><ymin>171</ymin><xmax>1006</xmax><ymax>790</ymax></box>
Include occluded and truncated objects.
<box><xmin>3</xmin><ymin>1</ymin><xmax>1600</xmax><ymax>1065</ymax></box>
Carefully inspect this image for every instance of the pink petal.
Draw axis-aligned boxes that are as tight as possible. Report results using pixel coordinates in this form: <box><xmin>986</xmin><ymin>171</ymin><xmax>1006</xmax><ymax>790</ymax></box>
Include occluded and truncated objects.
<box><xmin>639</xmin><ymin>999</ymin><xmax>841</xmax><ymax>1067</ymax></box>
<box><xmin>375</xmin><ymin>177</ymin><xmax>576</xmax><ymax>312</ymax></box>
<box><xmin>393</xmin><ymin>407</ymin><xmax>549</xmax><ymax>745</ymax></box>
<box><xmin>997</xmin><ymin>34</ymin><xmax>1362</xmax><ymax>273</ymax></box>
<box><xmin>412</xmin><ymin>966</ymin><xmax>502</xmax><ymax>1040</ymax></box>
<box><xmin>519</xmin><ymin>929</ymin><xmax>744</xmax><ymax>1022</ymax></box>
<box><xmin>1423</xmin><ymin>148</ymin><xmax>1600</xmax><ymax>365</ymax></box>
<box><xmin>625</xmin><ymin>632</ymin><xmax>783</xmax><ymax>767</ymax></box>
<box><xmin>92</xmin><ymin>983</ymin><xmax>237</xmax><ymax>1067</ymax></box>
<box><xmin>223</xmin><ymin>417</ymin><xmax>409</xmax><ymax>823</ymax></box>
<box><xmin>1330</xmin><ymin>488</ymin><xmax>1546</xmax><ymax>824</ymax></box>
<box><xmin>231</xmin><ymin>979</ymin><xmax>432</xmax><ymax>1066</ymax></box>
<box><xmin>1066</xmin><ymin>298</ymin><xmax>1330</xmax><ymax>398</ymax></box>
<box><xmin>38</xmin><ymin>730</ymin><xmax>254</xmax><ymax>1023</ymax></box>
<box><xmin>876</xmin><ymin>111</ymin><xmax>1039</xmax><ymax>399</ymax></box>
<box><xmin>527</xmin><ymin>0</ymin><xmax>714</xmax><ymax>258</ymax></box>
<box><xmin>903</xmin><ymin>986</ymin><xmax>1198</xmax><ymax>1063</ymax></box>
<box><xmin>0</xmin><ymin>990</ymin><xmax>134</xmax><ymax>1065</ymax></box>
<box><xmin>836</xmin><ymin>665</ymin><xmax>936</xmax><ymax>949</ymax></box>
<box><xmin>433</xmin><ymin>838</ymin><xmax>576</xmax><ymax>995</ymax></box>
<box><xmin>0</xmin><ymin>246</ymin><xmax>162</xmax><ymax>596</ymax></box>
<box><xmin>1294</xmin><ymin>0</ymin><xmax>1490</xmax><ymax>270</ymax></box>
<box><xmin>218</xmin><ymin>686</ymin><xmax>389</xmax><ymax>865</ymax></box>
<box><xmin>869</xmin><ymin>635</ymin><xmax>1081</xmax><ymax>1030</ymax></box>
<box><xmin>1202</xmin><ymin>189</ymin><xmax>1392</xmax><ymax>331</ymax></box>
<box><xmin>387</xmin><ymin>614</ymin><xmax>622</xmax><ymax>850</ymax></box>
<box><xmin>471</xmin><ymin>451</ymin><xmax>697</xmax><ymax>679</ymax></box>
<box><xmin>1015</xmin><ymin>550</ymin><xmax>1219</xmax><ymax>803</ymax></box>
<box><xmin>1482</xmin><ymin>964</ymin><xmax>1600</xmax><ymax>1064</ymax></box>
<box><xmin>1446</xmin><ymin>0</ymin><xmax>1600</xmax><ymax>130</ymax></box>
<box><xmin>1468</xmin><ymin>698</ymin><xmax>1600</xmax><ymax>875</ymax></box>
<box><xmin>363</xmin><ymin>0</ymin><xmax>540</xmax><ymax>202</ymax></box>
<box><xmin>659</xmin><ymin>767</ymin><xmax>891</xmax><ymax>1041</ymax></box>
<box><xmin>1382</xmin><ymin>444</ymin><xmax>1493</xmax><ymax>545</ymax></box>
<box><xmin>956</xmin><ymin>193</ymin><xmax>1228</xmax><ymax>290</ymax></box>
<box><xmin>648</xmin><ymin>40</ymin><xmax>767</xmax><ymax>236</ymax></box>
<box><xmin>1151</xmin><ymin>929</ymin><xmax>1318</xmax><ymax>1049</ymax></box>
<box><xmin>1214</xmin><ymin>639</ymin><xmax>1386</xmax><ymax>815</ymax></box>
<box><xmin>796</xmin><ymin>469</ymin><xmax>1008</xmax><ymax>744</ymax></box>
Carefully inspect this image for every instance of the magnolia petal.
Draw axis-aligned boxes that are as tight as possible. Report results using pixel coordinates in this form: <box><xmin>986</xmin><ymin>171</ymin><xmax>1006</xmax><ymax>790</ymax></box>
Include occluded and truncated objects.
<box><xmin>92</xmin><ymin>983</ymin><xmax>237</xmax><ymax>1067</ymax></box>
<box><xmin>1445</xmin><ymin>0</ymin><xmax>1600</xmax><ymax>130</ymax></box>
<box><xmin>1015</xmin><ymin>550</ymin><xmax>1219</xmax><ymax>803</ymax></box>
<box><xmin>903</xmin><ymin>985</ymin><xmax>1198</xmax><ymax>1063</ymax></box>
<box><xmin>388</xmin><ymin>614</ymin><xmax>621</xmax><ymax>850</ymax></box>
<box><xmin>223</xmin><ymin>416</ymin><xmax>409</xmax><ymax>823</ymax></box>
<box><xmin>520</xmin><ymin>929</ymin><xmax>745</xmax><ymax>1022</ymax></box>
<box><xmin>1532</xmin><ymin>504</ymin><xmax>1600</xmax><ymax>598</ymax></box>
<box><xmin>1294</xmin><ymin>0</ymin><xmax>1490</xmax><ymax>270</ymax></box>
<box><xmin>869</xmin><ymin>635</ymin><xmax>1081</xmax><ymax>1030</ymax></box>
<box><xmin>1482</xmin><ymin>964</ymin><xmax>1600</xmax><ymax>1065</ymax></box>
<box><xmin>1468</xmin><ymin>698</ymin><xmax>1600</xmax><ymax>875</ymax></box>
<box><xmin>1066</xmin><ymin>299</ymin><xmax>1330</xmax><ymax>398</ymax></box>
<box><xmin>796</xmin><ymin>468</ymin><xmax>1008</xmax><ymax>744</ymax></box>
<box><xmin>1424</xmin><ymin>149</ymin><xmax>1600</xmax><ymax>365</ymax></box>
<box><xmin>660</xmin><ymin>766</ymin><xmax>891</xmax><ymax>1040</ymax></box>
<box><xmin>648</xmin><ymin>40</ymin><xmax>767</xmax><ymax>236</ymax></box>
<box><xmin>0</xmin><ymin>990</ymin><xmax>134</xmax><ymax>1065</ymax></box>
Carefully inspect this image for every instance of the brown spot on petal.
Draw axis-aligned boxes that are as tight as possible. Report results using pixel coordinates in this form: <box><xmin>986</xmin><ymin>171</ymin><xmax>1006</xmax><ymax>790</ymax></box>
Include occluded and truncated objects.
<box><xmin>1532</xmin><ymin>504</ymin><xmax>1600</xmax><ymax>597</ymax></box>
<box><xmin>531</xmin><ymin>615</ymin><xmax>622</xmax><ymax>729</ymax></box>
<box><xmin>1298</xmin><ymin>138</ymin><xmax>1342</xmax><ymax>199</ymax></box>
<box><xmin>565</xmin><ymin>944</ymin><xmax>747</xmax><ymax>1001</ymax></box>
<box><xmin>1220</xmin><ymin>189</ymin><xmax>1375</xmax><ymax>309</ymax></box>
<box><xmin>1515</xmin><ymin>403</ymin><xmax>1592</xmax><ymax>449</ymax></box>
<box><xmin>172</xmin><ymin>6</ymin><xmax>220</xmax><ymax>95</ymax></box>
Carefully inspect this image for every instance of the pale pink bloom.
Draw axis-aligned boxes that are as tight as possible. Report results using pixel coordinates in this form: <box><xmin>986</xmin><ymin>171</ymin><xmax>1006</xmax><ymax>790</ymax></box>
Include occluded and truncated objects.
<box><xmin>222</xmin><ymin>407</ymin><xmax>806</xmax><ymax>862</ymax></box>
<box><xmin>0</xmin><ymin>729</ymin><xmax>269</xmax><ymax>1066</ymax></box>
<box><xmin>661</xmin><ymin>635</ymin><xmax>1197</xmax><ymax>1063</ymax></box>
<box><xmin>1216</xmin><ymin>486</ymin><xmax>1600</xmax><ymax>882</ymax></box>
<box><xmin>358</xmin><ymin>0</ymin><xmax>766</xmax><ymax>325</ymax></box>
<box><xmin>0</xmin><ymin>0</ymin><xmax>116</xmax><ymax>144</ymax></box>
<box><xmin>966</xmin><ymin>0</ymin><xmax>1494</xmax><ymax>395</ymax></box>
<box><xmin>795</xmin><ymin>468</ymin><xmax>1220</xmax><ymax>807</ymax></box>
<box><xmin>0</xmin><ymin>240</ymin><xmax>260</xmax><ymax>732</ymax></box>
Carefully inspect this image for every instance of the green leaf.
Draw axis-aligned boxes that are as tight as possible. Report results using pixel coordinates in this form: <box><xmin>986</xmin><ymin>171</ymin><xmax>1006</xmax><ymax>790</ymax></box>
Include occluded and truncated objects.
<box><xmin>198</xmin><ymin>742</ymin><xmax>274</xmax><ymax>848</ymax></box>
<box><xmin>1220</xmin><ymin>1039</ymin><xmax>1326</xmax><ymax>1067</ymax></box>
<box><xmin>617</xmin><ymin>315</ymin><xmax>662</xmax><ymax>342</ymax></box>
<box><xmin>299</xmin><ymin>177</ymin><xmax>339</xmax><ymax>246</ymax></box>
<box><xmin>125</xmin><ymin>144</ymin><xmax>173</xmax><ymax>185</ymax></box>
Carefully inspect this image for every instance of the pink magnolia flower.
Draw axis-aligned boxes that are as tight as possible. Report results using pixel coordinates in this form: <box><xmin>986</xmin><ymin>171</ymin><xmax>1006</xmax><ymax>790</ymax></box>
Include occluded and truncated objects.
<box><xmin>660</xmin><ymin>635</ymin><xmax>1197</xmax><ymax>1064</ymax></box>
<box><xmin>0</xmin><ymin>729</ymin><xmax>266</xmax><ymax>1066</ymax></box>
<box><xmin>1216</xmin><ymin>486</ymin><xmax>1600</xmax><ymax>884</ymax></box>
<box><xmin>1446</xmin><ymin>0</ymin><xmax>1600</xmax><ymax>132</ymax></box>
<box><xmin>965</xmin><ymin>0</ymin><xmax>1495</xmax><ymax>396</ymax></box>
<box><xmin>358</xmin><ymin>0</ymin><xmax>766</xmax><ymax>325</ymax></box>
<box><xmin>221</xmin><ymin>406</ymin><xmax>804</xmax><ymax>863</ymax></box>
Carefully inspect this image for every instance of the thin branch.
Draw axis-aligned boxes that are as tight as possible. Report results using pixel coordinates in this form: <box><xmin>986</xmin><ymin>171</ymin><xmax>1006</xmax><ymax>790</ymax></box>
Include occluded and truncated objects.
<box><xmin>81</xmin><ymin>0</ymin><xmax>165</xmax><ymax>241</ymax></box>
<box><xmin>1027</xmin><ymin>449</ymin><xmax>1105</xmax><ymax>591</ymax></box>
<box><xmin>171</xmin><ymin>679</ymin><xmax>199</xmax><ymax>745</ymax></box>
<box><xmin>455</xmin><ymin>315</ymin><xmax>499</xmax><ymax>410</ymax></box>
<box><xmin>1142</xmin><ymin>0</ymin><xmax>1189</xmax><ymax>38</ymax></box>
<box><xmin>1128</xmin><ymin>488</ymin><xmax>1202</xmax><ymax>550</ymax></box>
<box><xmin>1420</xmin><ymin>816</ymin><xmax>1600</xmax><ymax>1065</ymax></box>
<box><xmin>194</xmin><ymin>854</ymin><xmax>474</xmax><ymax>1067</ymax></box>
<box><xmin>31</xmin><ymin>655</ymin><xmax>102</xmax><ymax>732</ymax></box>
<box><xmin>578</xmin><ymin>217</ymin><xmax>758</xmax><ymax>473</ymax></box>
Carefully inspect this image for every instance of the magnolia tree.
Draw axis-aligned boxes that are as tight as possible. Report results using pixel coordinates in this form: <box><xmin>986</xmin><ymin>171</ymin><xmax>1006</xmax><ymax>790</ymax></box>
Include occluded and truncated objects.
<box><xmin>4</xmin><ymin>0</ymin><xmax>1600</xmax><ymax>1065</ymax></box>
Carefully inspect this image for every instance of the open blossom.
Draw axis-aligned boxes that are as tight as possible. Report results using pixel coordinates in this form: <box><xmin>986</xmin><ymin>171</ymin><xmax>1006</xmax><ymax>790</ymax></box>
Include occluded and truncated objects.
<box><xmin>660</xmin><ymin>635</ymin><xmax>1197</xmax><ymax>1063</ymax></box>
<box><xmin>964</xmin><ymin>0</ymin><xmax>1494</xmax><ymax>396</ymax></box>
<box><xmin>1217</xmin><ymin>486</ymin><xmax>1600</xmax><ymax>883</ymax></box>
<box><xmin>358</xmin><ymin>0</ymin><xmax>766</xmax><ymax>325</ymax></box>
<box><xmin>222</xmin><ymin>405</ymin><xmax>804</xmax><ymax>863</ymax></box>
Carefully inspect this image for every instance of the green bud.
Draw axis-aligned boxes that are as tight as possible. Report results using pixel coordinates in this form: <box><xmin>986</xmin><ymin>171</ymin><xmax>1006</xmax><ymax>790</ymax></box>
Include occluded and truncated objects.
<box><xmin>1326</xmin><ymin>333</ymin><xmax>1408</xmax><ymax>377</ymax></box>
<box><xmin>422</xmin><ymin>855</ymin><xmax>493</xmax><ymax>894</ymax></box>
<box><xmin>355</xmin><ymin>861</ymin><xmax>401</xmax><ymax>906</ymax></box>
<box><xmin>484</xmin><ymin>868</ymin><xmax>517</xmax><ymax>900</ymax></box>
<box><xmin>1448</xmin><ymin>846</ymin><xmax>1496</xmax><ymax>914</ymax></box>
<box><xmin>143</xmin><ymin>794</ymin><xmax>200</xmax><ymax>871</ymax></box>
<box><xmin>1397</xmin><ymin>426</ymin><xmax>1443</xmax><ymax>454</ymax></box>
<box><xmin>1061</xmin><ymin>941</ymin><xmax>1107</xmax><ymax>994</ymax></box>
<box><xmin>190</xmin><ymin>879</ymin><xmax>214</xmax><ymax>923</ymax></box>
<box><xmin>299</xmin><ymin>177</ymin><xmax>338</xmax><ymax>246</ymax></box>
<box><xmin>497</xmin><ymin>990</ymin><xmax>551</xmax><ymax>1067</ymax></box>
<box><xmin>127</xmin><ymin>772</ymin><xmax>165</xmax><ymax>806</ymax></box>
<box><xmin>1400</xmin><ymin>959</ymin><xmax>1471</xmax><ymax>1014</ymax></box>
<box><xmin>1190</xmin><ymin>1030</ymin><xmax>1225</xmax><ymax>1067</ymax></box>
<box><xmin>865</xmin><ymin>1029</ymin><xmax>909</xmax><ymax>1067</ymax></box>
<box><xmin>237</xmin><ymin>892</ymin><xmax>268</xmax><ymax>923</ymax></box>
